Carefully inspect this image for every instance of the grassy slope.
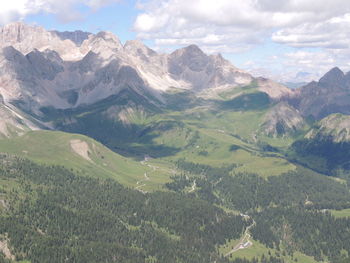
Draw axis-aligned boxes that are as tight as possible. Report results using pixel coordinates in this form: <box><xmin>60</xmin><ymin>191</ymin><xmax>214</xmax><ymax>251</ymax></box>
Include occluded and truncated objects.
<box><xmin>150</xmin><ymin>108</ymin><xmax>297</xmax><ymax>177</ymax></box>
<box><xmin>218</xmin><ymin>239</ymin><xmax>320</xmax><ymax>263</ymax></box>
<box><xmin>0</xmin><ymin>91</ymin><xmax>334</xmax><ymax>262</ymax></box>
<box><xmin>0</xmin><ymin>130</ymin><xmax>172</xmax><ymax>189</ymax></box>
<box><xmin>37</xmin><ymin>87</ymin><xmax>307</xmax><ymax>179</ymax></box>
<box><xmin>331</xmin><ymin>208</ymin><xmax>350</xmax><ymax>218</ymax></box>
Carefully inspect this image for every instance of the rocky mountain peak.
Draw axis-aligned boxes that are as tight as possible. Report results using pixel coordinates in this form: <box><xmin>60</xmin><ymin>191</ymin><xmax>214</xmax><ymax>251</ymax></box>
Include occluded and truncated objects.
<box><xmin>319</xmin><ymin>67</ymin><xmax>344</xmax><ymax>85</ymax></box>
<box><xmin>183</xmin><ymin>44</ymin><xmax>205</xmax><ymax>54</ymax></box>
<box><xmin>295</xmin><ymin>66</ymin><xmax>350</xmax><ymax>119</ymax></box>
<box><xmin>256</xmin><ymin>77</ymin><xmax>293</xmax><ymax>100</ymax></box>
<box><xmin>94</xmin><ymin>31</ymin><xmax>123</xmax><ymax>48</ymax></box>
<box><xmin>0</xmin><ymin>22</ymin><xmax>82</xmax><ymax>61</ymax></box>
<box><xmin>169</xmin><ymin>44</ymin><xmax>209</xmax><ymax>74</ymax></box>
<box><xmin>0</xmin><ymin>22</ymin><xmax>295</xmax><ymax>116</ymax></box>
<box><xmin>80</xmin><ymin>31</ymin><xmax>123</xmax><ymax>59</ymax></box>
<box><xmin>171</xmin><ymin>44</ymin><xmax>206</xmax><ymax>59</ymax></box>
<box><xmin>124</xmin><ymin>40</ymin><xmax>157</xmax><ymax>57</ymax></box>
<box><xmin>261</xmin><ymin>101</ymin><xmax>305</xmax><ymax>137</ymax></box>
<box><xmin>1</xmin><ymin>22</ymin><xmax>48</xmax><ymax>47</ymax></box>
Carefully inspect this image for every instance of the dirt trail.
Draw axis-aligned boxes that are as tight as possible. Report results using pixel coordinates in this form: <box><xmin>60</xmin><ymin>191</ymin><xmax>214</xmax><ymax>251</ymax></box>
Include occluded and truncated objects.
<box><xmin>135</xmin><ymin>155</ymin><xmax>177</xmax><ymax>193</ymax></box>
<box><xmin>135</xmin><ymin>172</ymin><xmax>150</xmax><ymax>194</ymax></box>
<box><xmin>0</xmin><ymin>239</ymin><xmax>15</xmax><ymax>260</ymax></box>
<box><xmin>0</xmin><ymin>199</ymin><xmax>8</xmax><ymax>209</ymax></box>
<box><xmin>189</xmin><ymin>180</ymin><xmax>196</xmax><ymax>193</ymax></box>
<box><xmin>135</xmin><ymin>156</ymin><xmax>153</xmax><ymax>193</ymax></box>
<box><xmin>225</xmin><ymin>215</ymin><xmax>255</xmax><ymax>257</ymax></box>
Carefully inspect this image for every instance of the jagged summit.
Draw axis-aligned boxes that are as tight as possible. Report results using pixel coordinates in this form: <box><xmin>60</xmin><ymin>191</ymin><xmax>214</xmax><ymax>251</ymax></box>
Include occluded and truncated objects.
<box><xmin>174</xmin><ymin>44</ymin><xmax>206</xmax><ymax>56</ymax></box>
<box><xmin>319</xmin><ymin>67</ymin><xmax>344</xmax><ymax>85</ymax></box>
<box><xmin>124</xmin><ymin>40</ymin><xmax>157</xmax><ymax>57</ymax></box>
<box><xmin>0</xmin><ymin>22</ymin><xmax>292</xmax><ymax>116</ymax></box>
<box><xmin>295</xmin><ymin>66</ymin><xmax>350</xmax><ymax>119</ymax></box>
<box><xmin>94</xmin><ymin>31</ymin><xmax>122</xmax><ymax>45</ymax></box>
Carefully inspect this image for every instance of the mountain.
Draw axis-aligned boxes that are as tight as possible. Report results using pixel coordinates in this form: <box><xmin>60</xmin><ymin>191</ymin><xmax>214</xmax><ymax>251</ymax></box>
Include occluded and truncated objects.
<box><xmin>306</xmin><ymin>113</ymin><xmax>350</xmax><ymax>143</ymax></box>
<box><xmin>260</xmin><ymin>101</ymin><xmax>305</xmax><ymax>137</ymax></box>
<box><xmin>0</xmin><ymin>98</ymin><xmax>40</xmax><ymax>137</ymax></box>
<box><xmin>294</xmin><ymin>67</ymin><xmax>350</xmax><ymax>119</ymax></box>
<box><xmin>3</xmin><ymin>22</ymin><xmax>350</xmax><ymax>263</ymax></box>
<box><xmin>289</xmin><ymin>113</ymin><xmax>350</xmax><ymax>174</ymax></box>
<box><xmin>0</xmin><ymin>22</ymin><xmax>291</xmax><ymax>119</ymax></box>
<box><xmin>0</xmin><ymin>22</ymin><xmax>82</xmax><ymax>60</ymax></box>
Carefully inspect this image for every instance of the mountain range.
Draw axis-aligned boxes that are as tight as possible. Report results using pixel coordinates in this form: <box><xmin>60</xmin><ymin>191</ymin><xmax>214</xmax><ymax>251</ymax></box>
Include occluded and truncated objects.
<box><xmin>1</xmin><ymin>22</ymin><xmax>350</xmax><ymax>263</ymax></box>
<box><xmin>1</xmin><ymin>21</ymin><xmax>350</xmax><ymax>174</ymax></box>
<box><xmin>1</xmin><ymin>23</ymin><xmax>348</xmax><ymax>127</ymax></box>
<box><xmin>0</xmin><ymin>23</ymin><xmax>291</xmax><ymax>115</ymax></box>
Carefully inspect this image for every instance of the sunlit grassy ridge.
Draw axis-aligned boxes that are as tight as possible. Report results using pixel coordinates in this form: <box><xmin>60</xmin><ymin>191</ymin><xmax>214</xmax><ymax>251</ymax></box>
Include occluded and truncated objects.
<box><xmin>0</xmin><ymin>130</ymin><xmax>158</xmax><ymax>188</ymax></box>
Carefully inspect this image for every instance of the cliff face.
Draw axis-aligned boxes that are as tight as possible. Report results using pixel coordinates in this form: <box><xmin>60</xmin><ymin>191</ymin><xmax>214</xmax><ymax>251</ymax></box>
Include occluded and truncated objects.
<box><xmin>306</xmin><ymin>113</ymin><xmax>350</xmax><ymax>143</ymax></box>
<box><xmin>0</xmin><ymin>22</ymin><xmax>292</xmax><ymax>114</ymax></box>
<box><xmin>261</xmin><ymin>102</ymin><xmax>305</xmax><ymax>137</ymax></box>
<box><xmin>295</xmin><ymin>67</ymin><xmax>350</xmax><ymax>119</ymax></box>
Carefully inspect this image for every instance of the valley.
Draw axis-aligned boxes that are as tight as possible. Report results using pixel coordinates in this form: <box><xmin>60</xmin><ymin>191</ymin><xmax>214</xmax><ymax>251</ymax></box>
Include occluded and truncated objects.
<box><xmin>1</xmin><ymin>22</ymin><xmax>350</xmax><ymax>263</ymax></box>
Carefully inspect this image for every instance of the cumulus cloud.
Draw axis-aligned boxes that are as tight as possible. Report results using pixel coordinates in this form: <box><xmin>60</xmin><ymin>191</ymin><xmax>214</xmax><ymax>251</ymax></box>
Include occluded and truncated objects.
<box><xmin>134</xmin><ymin>0</ymin><xmax>350</xmax><ymax>49</ymax></box>
<box><xmin>0</xmin><ymin>0</ymin><xmax>121</xmax><ymax>24</ymax></box>
<box><xmin>133</xmin><ymin>0</ymin><xmax>350</xmax><ymax>81</ymax></box>
<box><xmin>272</xmin><ymin>14</ymin><xmax>350</xmax><ymax>49</ymax></box>
<box><xmin>245</xmin><ymin>49</ymin><xmax>350</xmax><ymax>83</ymax></box>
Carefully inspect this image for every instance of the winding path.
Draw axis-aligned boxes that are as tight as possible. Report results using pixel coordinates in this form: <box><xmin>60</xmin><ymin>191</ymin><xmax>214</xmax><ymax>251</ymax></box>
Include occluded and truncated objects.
<box><xmin>135</xmin><ymin>172</ymin><xmax>150</xmax><ymax>194</ymax></box>
<box><xmin>224</xmin><ymin>215</ymin><xmax>256</xmax><ymax>257</ymax></box>
<box><xmin>189</xmin><ymin>180</ymin><xmax>197</xmax><ymax>193</ymax></box>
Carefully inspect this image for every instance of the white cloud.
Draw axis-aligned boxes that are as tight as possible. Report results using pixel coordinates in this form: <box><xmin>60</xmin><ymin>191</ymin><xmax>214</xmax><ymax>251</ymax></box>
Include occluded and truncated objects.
<box><xmin>134</xmin><ymin>0</ymin><xmax>350</xmax><ymax>49</ymax></box>
<box><xmin>133</xmin><ymin>0</ymin><xmax>350</xmax><ymax>82</ymax></box>
<box><xmin>0</xmin><ymin>0</ymin><xmax>121</xmax><ymax>24</ymax></box>
<box><xmin>272</xmin><ymin>14</ymin><xmax>350</xmax><ymax>49</ymax></box>
<box><xmin>245</xmin><ymin>49</ymin><xmax>350</xmax><ymax>83</ymax></box>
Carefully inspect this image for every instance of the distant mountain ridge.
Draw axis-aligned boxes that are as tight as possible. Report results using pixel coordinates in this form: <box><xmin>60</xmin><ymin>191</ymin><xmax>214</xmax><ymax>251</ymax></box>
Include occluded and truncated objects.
<box><xmin>0</xmin><ymin>22</ymin><xmax>296</xmax><ymax>136</ymax></box>
<box><xmin>1</xmin><ymin>22</ymin><xmax>350</xmax><ymax>147</ymax></box>
<box><xmin>294</xmin><ymin>67</ymin><xmax>350</xmax><ymax>119</ymax></box>
<box><xmin>0</xmin><ymin>22</ymin><xmax>291</xmax><ymax>110</ymax></box>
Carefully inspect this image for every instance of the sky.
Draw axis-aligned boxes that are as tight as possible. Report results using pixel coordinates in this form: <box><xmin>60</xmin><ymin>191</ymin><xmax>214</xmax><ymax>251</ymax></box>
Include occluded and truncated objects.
<box><xmin>1</xmin><ymin>0</ymin><xmax>350</xmax><ymax>83</ymax></box>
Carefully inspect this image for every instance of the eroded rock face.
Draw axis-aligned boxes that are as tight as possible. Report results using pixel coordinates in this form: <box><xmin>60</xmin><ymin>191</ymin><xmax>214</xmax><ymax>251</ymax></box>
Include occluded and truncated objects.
<box><xmin>168</xmin><ymin>45</ymin><xmax>253</xmax><ymax>91</ymax></box>
<box><xmin>256</xmin><ymin>78</ymin><xmax>293</xmax><ymax>100</ymax></box>
<box><xmin>295</xmin><ymin>67</ymin><xmax>350</xmax><ymax>119</ymax></box>
<box><xmin>0</xmin><ymin>102</ymin><xmax>40</xmax><ymax>138</ymax></box>
<box><xmin>306</xmin><ymin>113</ymin><xmax>350</xmax><ymax>143</ymax></box>
<box><xmin>0</xmin><ymin>22</ymin><xmax>81</xmax><ymax>60</ymax></box>
<box><xmin>261</xmin><ymin>102</ymin><xmax>305</xmax><ymax>137</ymax></box>
<box><xmin>0</xmin><ymin>22</ymin><xmax>292</xmax><ymax>115</ymax></box>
